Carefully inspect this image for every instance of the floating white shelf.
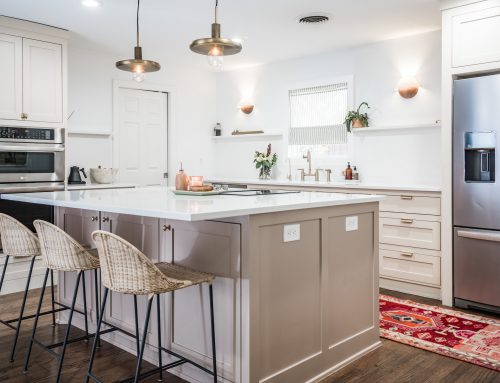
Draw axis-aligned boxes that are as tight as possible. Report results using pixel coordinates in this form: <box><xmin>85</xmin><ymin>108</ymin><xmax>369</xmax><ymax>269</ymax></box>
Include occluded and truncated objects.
<box><xmin>67</xmin><ymin>130</ymin><xmax>112</xmax><ymax>136</ymax></box>
<box><xmin>351</xmin><ymin>122</ymin><xmax>441</xmax><ymax>133</ymax></box>
<box><xmin>212</xmin><ymin>132</ymin><xmax>283</xmax><ymax>141</ymax></box>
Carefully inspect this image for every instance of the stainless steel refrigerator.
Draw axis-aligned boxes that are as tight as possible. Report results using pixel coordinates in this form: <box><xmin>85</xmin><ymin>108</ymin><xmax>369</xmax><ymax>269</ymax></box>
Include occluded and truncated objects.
<box><xmin>453</xmin><ymin>74</ymin><xmax>500</xmax><ymax>314</ymax></box>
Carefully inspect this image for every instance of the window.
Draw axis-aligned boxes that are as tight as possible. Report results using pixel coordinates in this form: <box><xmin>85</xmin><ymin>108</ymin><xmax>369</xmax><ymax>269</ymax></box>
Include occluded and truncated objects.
<box><xmin>288</xmin><ymin>80</ymin><xmax>350</xmax><ymax>158</ymax></box>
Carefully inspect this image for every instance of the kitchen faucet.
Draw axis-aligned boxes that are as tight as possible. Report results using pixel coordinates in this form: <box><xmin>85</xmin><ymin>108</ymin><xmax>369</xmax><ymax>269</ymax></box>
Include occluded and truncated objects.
<box><xmin>298</xmin><ymin>149</ymin><xmax>322</xmax><ymax>181</ymax></box>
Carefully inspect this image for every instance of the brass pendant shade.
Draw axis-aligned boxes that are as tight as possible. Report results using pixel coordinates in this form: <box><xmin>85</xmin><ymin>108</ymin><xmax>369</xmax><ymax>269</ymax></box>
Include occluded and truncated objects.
<box><xmin>116</xmin><ymin>0</ymin><xmax>160</xmax><ymax>79</ymax></box>
<box><xmin>190</xmin><ymin>0</ymin><xmax>242</xmax><ymax>58</ymax></box>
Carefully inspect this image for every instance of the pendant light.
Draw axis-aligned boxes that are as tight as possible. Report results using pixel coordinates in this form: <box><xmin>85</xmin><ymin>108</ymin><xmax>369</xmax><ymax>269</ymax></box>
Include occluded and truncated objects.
<box><xmin>190</xmin><ymin>0</ymin><xmax>242</xmax><ymax>67</ymax></box>
<box><xmin>116</xmin><ymin>0</ymin><xmax>160</xmax><ymax>82</ymax></box>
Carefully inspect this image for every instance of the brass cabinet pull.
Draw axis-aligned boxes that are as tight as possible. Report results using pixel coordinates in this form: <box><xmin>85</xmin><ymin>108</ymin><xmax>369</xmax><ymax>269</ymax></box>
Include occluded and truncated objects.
<box><xmin>102</xmin><ymin>217</ymin><xmax>110</xmax><ymax>223</ymax></box>
<box><xmin>162</xmin><ymin>224</ymin><xmax>172</xmax><ymax>232</ymax></box>
<box><xmin>400</xmin><ymin>218</ymin><xmax>414</xmax><ymax>224</ymax></box>
<box><xmin>91</xmin><ymin>216</ymin><xmax>98</xmax><ymax>222</ymax></box>
<box><xmin>21</xmin><ymin>112</ymin><xmax>28</xmax><ymax>120</ymax></box>
<box><xmin>400</xmin><ymin>195</ymin><xmax>414</xmax><ymax>200</ymax></box>
<box><xmin>401</xmin><ymin>252</ymin><xmax>414</xmax><ymax>257</ymax></box>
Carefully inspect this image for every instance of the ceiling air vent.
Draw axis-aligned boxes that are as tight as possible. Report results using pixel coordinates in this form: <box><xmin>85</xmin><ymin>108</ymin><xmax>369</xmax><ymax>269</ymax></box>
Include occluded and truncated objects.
<box><xmin>298</xmin><ymin>15</ymin><xmax>330</xmax><ymax>24</ymax></box>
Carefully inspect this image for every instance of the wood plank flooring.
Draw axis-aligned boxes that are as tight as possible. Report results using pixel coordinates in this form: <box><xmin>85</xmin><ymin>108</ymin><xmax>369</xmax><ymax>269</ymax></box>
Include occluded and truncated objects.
<box><xmin>0</xmin><ymin>287</ymin><xmax>499</xmax><ymax>382</ymax></box>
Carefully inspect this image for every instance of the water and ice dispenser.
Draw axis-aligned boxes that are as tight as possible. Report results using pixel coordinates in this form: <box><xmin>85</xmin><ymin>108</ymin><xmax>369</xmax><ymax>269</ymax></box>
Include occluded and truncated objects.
<box><xmin>464</xmin><ymin>132</ymin><xmax>496</xmax><ymax>182</ymax></box>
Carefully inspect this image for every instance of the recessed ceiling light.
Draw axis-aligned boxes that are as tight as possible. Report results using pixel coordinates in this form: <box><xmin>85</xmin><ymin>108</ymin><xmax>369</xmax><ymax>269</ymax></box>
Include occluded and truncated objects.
<box><xmin>81</xmin><ymin>0</ymin><xmax>102</xmax><ymax>8</ymax></box>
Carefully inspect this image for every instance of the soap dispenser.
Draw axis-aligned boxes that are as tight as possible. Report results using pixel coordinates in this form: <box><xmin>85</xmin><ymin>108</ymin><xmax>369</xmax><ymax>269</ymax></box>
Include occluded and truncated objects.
<box><xmin>175</xmin><ymin>162</ymin><xmax>189</xmax><ymax>190</ymax></box>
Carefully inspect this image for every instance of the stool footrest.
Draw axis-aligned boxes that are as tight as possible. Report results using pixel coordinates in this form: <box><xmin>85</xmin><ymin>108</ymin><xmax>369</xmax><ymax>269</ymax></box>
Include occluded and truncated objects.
<box><xmin>118</xmin><ymin>359</ymin><xmax>188</xmax><ymax>383</ymax></box>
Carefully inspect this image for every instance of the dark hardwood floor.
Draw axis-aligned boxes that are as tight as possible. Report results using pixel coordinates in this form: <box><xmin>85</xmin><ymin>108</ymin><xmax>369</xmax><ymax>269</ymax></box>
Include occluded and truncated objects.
<box><xmin>0</xmin><ymin>288</ymin><xmax>499</xmax><ymax>383</ymax></box>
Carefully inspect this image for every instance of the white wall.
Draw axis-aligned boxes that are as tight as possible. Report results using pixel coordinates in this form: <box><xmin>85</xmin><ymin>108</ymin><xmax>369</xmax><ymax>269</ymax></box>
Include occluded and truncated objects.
<box><xmin>67</xmin><ymin>43</ymin><xmax>217</xmax><ymax>184</ymax></box>
<box><xmin>212</xmin><ymin>31</ymin><xmax>442</xmax><ymax>187</ymax></box>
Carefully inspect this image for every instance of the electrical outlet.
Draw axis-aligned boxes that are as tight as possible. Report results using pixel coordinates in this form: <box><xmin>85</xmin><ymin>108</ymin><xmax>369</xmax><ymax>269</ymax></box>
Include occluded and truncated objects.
<box><xmin>345</xmin><ymin>216</ymin><xmax>358</xmax><ymax>232</ymax></box>
<box><xmin>283</xmin><ymin>224</ymin><xmax>300</xmax><ymax>242</ymax></box>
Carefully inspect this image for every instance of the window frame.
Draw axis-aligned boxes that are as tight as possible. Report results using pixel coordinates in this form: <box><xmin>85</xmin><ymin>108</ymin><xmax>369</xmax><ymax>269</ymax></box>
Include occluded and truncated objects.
<box><xmin>286</xmin><ymin>75</ymin><xmax>354</xmax><ymax>159</ymax></box>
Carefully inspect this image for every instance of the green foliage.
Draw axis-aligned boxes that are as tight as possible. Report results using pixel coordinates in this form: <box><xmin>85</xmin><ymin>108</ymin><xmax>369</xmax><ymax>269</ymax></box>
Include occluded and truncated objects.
<box><xmin>344</xmin><ymin>102</ymin><xmax>370</xmax><ymax>132</ymax></box>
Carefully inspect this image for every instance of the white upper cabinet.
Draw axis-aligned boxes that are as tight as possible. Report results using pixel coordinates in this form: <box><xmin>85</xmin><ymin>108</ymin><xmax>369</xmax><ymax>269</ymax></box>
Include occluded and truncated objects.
<box><xmin>0</xmin><ymin>33</ymin><xmax>22</xmax><ymax>120</ymax></box>
<box><xmin>22</xmin><ymin>38</ymin><xmax>63</xmax><ymax>123</ymax></box>
<box><xmin>452</xmin><ymin>6</ymin><xmax>500</xmax><ymax>67</ymax></box>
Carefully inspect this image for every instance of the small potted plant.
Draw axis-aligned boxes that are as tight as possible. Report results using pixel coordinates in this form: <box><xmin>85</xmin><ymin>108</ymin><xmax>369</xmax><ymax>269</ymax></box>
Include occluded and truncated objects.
<box><xmin>254</xmin><ymin>144</ymin><xmax>278</xmax><ymax>180</ymax></box>
<box><xmin>344</xmin><ymin>102</ymin><xmax>370</xmax><ymax>132</ymax></box>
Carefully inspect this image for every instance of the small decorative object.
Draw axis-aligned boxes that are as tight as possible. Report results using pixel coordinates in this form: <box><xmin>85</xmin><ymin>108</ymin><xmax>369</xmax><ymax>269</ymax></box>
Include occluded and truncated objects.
<box><xmin>344</xmin><ymin>102</ymin><xmax>370</xmax><ymax>132</ymax></box>
<box><xmin>189</xmin><ymin>176</ymin><xmax>204</xmax><ymax>188</ymax></box>
<box><xmin>214</xmin><ymin>123</ymin><xmax>222</xmax><ymax>136</ymax></box>
<box><xmin>254</xmin><ymin>144</ymin><xmax>277</xmax><ymax>180</ymax></box>
<box><xmin>90</xmin><ymin>166</ymin><xmax>118</xmax><ymax>184</ymax></box>
<box><xmin>175</xmin><ymin>162</ymin><xmax>189</xmax><ymax>191</ymax></box>
<box><xmin>240</xmin><ymin>104</ymin><xmax>254</xmax><ymax>114</ymax></box>
<box><xmin>398</xmin><ymin>76</ymin><xmax>420</xmax><ymax>99</ymax></box>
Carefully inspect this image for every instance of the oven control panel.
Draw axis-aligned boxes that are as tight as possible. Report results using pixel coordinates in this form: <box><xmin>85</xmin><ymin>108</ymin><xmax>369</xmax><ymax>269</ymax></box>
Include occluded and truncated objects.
<box><xmin>0</xmin><ymin>127</ymin><xmax>54</xmax><ymax>141</ymax></box>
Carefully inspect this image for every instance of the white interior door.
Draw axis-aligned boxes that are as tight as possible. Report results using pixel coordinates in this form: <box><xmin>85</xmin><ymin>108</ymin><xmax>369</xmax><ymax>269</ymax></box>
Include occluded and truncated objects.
<box><xmin>22</xmin><ymin>38</ymin><xmax>63</xmax><ymax>123</ymax></box>
<box><xmin>0</xmin><ymin>33</ymin><xmax>22</xmax><ymax>120</ymax></box>
<box><xmin>116</xmin><ymin>87</ymin><xmax>168</xmax><ymax>186</ymax></box>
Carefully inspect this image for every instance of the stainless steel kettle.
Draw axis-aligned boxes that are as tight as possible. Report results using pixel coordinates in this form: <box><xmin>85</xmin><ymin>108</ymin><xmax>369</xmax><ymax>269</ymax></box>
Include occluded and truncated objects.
<box><xmin>68</xmin><ymin>166</ymin><xmax>87</xmax><ymax>185</ymax></box>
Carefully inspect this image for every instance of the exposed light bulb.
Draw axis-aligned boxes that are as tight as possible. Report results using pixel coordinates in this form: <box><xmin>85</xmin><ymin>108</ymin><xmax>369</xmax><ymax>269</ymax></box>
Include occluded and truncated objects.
<box><xmin>133</xmin><ymin>65</ymin><xmax>145</xmax><ymax>82</ymax></box>
<box><xmin>208</xmin><ymin>45</ymin><xmax>224</xmax><ymax>67</ymax></box>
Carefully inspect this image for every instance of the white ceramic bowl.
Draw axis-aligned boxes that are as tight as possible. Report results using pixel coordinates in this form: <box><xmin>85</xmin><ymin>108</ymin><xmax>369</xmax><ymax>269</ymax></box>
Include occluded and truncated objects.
<box><xmin>90</xmin><ymin>168</ymin><xmax>118</xmax><ymax>184</ymax></box>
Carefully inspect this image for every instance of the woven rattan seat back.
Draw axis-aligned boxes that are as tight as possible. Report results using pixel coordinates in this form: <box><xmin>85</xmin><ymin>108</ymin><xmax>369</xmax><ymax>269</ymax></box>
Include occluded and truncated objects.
<box><xmin>0</xmin><ymin>213</ymin><xmax>40</xmax><ymax>258</ymax></box>
<box><xmin>92</xmin><ymin>230</ymin><xmax>186</xmax><ymax>295</ymax></box>
<box><xmin>34</xmin><ymin>220</ymin><xmax>100</xmax><ymax>271</ymax></box>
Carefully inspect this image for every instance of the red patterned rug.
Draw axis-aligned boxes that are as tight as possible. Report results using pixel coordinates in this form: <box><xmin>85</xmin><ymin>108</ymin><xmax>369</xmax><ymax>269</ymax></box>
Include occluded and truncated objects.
<box><xmin>380</xmin><ymin>294</ymin><xmax>500</xmax><ymax>371</ymax></box>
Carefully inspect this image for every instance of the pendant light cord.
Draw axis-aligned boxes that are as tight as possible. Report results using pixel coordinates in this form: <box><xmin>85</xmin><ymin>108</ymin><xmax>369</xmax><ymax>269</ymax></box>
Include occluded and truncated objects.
<box><xmin>136</xmin><ymin>0</ymin><xmax>140</xmax><ymax>47</ymax></box>
<box><xmin>214</xmin><ymin>0</ymin><xmax>219</xmax><ymax>24</ymax></box>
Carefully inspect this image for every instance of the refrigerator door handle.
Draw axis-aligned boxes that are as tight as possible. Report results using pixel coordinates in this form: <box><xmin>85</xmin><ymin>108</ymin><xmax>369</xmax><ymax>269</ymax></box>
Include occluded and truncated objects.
<box><xmin>457</xmin><ymin>229</ymin><xmax>500</xmax><ymax>243</ymax></box>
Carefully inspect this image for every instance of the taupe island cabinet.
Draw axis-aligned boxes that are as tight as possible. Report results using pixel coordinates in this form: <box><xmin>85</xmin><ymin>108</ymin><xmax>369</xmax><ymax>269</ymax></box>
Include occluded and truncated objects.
<box><xmin>3</xmin><ymin>187</ymin><xmax>383</xmax><ymax>383</ymax></box>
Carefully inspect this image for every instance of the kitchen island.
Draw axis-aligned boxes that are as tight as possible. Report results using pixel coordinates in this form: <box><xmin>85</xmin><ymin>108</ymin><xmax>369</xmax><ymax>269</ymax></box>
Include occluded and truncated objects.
<box><xmin>3</xmin><ymin>187</ymin><xmax>382</xmax><ymax>383</ymax></box>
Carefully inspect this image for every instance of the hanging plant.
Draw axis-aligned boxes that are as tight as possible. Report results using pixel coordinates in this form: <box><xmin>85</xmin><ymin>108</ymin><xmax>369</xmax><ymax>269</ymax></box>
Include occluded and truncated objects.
<box><xmin>344</xmin><ymin>102</ymin><xmax>370</xmax><ymax>132</ymax></box>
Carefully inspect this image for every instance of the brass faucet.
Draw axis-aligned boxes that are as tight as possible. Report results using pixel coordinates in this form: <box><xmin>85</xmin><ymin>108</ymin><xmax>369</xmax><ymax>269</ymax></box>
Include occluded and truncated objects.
<box><xmin>298</xmin><ymin>149</ymin><xmax>322</xmax><ymax>181</ymax></box>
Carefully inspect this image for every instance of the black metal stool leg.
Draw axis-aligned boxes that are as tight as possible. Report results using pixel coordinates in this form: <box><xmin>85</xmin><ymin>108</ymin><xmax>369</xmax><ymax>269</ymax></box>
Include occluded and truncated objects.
<box><xmin>81</xmin><ymin>270</ymin><xmax>89</xmax><ymax>340</ymax></box>
<box><xmin>23</xmin><ymin>268</ymin><xmax>50</xmax><ymax>373</ymax></box>
<box><xmin>209</xmin><ymin>284</ymin><xmax>217</xmax><ymax>383</ymax></box>
<box><xmin>85</xmin><ymin>287</ymin><xmax>109</xmax><ymax>383</ymax></box>
<box><xmin>0</xmin><ymin>255</ymin><xmax>10</xmax><ymax>292</ymax></box>
<box><xmin>133</xmin><ymin>295</ymin><xmax>140</xmax><ymax>359</ymax></box>
<box><xmin>156</xmin><ymin>294</ymin><xmax>163</xmax><ymax>382</ymax></box>
<box><xmin>55</xmin><ymin>271</ymin><xmax>82</xmax><ymax>383</ymax></box>
<box><xmin>94</xmin><ymin>268</ymin><xmax>101</xmax><ymax>348</ymax></box>
<box><xmin>10</xmin><ymin>255</ymin><xmax>36</xmax><ymax>362</ymax></box>
<box><xmin>50</xmin><ymin>269</ymin><xmax>56</xmax><ymax>327</ymax></box>
<box><xmin>134</xmin><ymin>296</ymin><xmax>154</xmax><ymax>383</ymax></box>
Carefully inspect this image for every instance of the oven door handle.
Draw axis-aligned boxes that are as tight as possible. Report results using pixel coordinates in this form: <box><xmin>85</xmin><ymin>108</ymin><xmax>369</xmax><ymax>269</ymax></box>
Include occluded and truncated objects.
<box><xmin>0</xmin><ymin>145</ymin><xmax>65</xmax><ymax>152</ymax></box>
<box><xmin>457</xmin><ymin>229</ymin><xmax>500</xmax><ymax>243</ymax></box>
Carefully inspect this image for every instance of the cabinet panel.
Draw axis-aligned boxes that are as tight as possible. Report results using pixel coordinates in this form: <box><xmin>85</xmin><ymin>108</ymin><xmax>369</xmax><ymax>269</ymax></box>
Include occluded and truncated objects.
<box><xmin>163</xmin><ymin>219</ymin><xmax>240</xmax><ymax>382</ymax></box>
<box><xmin>0</xmin><ymin>34</ymin><xmax>22</xmax><ymax>120</ymax></box>
<box><xmin>22</xmin><ymin>38</ymin><xmax>63</xmax><ymax>123</ymax></box>
<box><xmin>380</xmin><ymin>247</ymin><xmax>441</xmax><ymax>286</ymax></box>
<box><xmin>452</xmin><ymin>7</ymin><xmax>500</xmax><ymax>67</ymax></box>
<box><xmin>380</xmin><ymin>217</ymin><xmax>441</xmax><ymax>250</ymax></box>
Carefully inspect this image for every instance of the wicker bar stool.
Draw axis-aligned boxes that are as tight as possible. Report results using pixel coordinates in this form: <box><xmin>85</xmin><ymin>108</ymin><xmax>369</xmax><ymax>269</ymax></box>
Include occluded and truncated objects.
<box><xmin>0</xmin><ymin>213</ymin><xmax>59</xmax><ymax>363</ymax></box>
<box><xmin>86</xmin><ymin>230</ymin><xmax>218</xmax><ymax>383</ymax></box>
<box><xmin>23</xmin><ymin>220</ymin><xmax>103</xmax><ymax>383</ymax></box>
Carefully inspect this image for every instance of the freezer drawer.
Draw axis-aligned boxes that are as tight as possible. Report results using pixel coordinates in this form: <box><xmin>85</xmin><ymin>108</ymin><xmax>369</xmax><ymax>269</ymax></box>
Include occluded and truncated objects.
<box><xmin>454</xmin><ymin>227</ymin><xmax>500</xmax><ymax>308</ymax></box>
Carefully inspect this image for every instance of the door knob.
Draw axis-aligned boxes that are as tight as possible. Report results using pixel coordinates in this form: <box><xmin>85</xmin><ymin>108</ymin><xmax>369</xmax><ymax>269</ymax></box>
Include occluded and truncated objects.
<box><xmin>102</xmin><ymin>217</ymin><xmax>110</xmax><ymax>223</ymax></box>
<box><xmin>91</xmin><ymin>216</ymin><xmax>98</xmax><ymax>222</ymax></box>
<box><xmin>162</xmin><ymin>224</ymin><xmax>171</xmax><ymax>231</ymax></box>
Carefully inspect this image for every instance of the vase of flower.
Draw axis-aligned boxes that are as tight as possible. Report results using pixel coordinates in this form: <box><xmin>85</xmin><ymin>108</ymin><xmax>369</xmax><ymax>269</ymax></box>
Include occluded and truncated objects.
<box><xmin>254</xmin><ymin>144</ymin><xmax>277</xmax><ymax>180</ymax></box>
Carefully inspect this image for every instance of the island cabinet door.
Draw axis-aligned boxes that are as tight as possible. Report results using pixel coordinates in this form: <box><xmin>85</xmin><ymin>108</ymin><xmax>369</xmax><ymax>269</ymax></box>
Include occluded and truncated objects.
<box><xmin>56</xmin><ymin>207</ymin><xmax>100</xmax><ymax>322</ymax></box>
<box><xmin>160</xmin><ymin>219</ymin><xmax>241</xmax><ymax>383</ymax></box>
<box><xmin>100</xmin><ymin>213</ymin><xmax>161</xmax><ymax>350</ymax></box>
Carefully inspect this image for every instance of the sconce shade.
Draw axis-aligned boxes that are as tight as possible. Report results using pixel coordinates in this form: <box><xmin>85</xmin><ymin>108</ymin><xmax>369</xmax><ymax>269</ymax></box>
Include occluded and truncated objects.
<box><xmin>240</xmin><ymin>104</ymin><xmax>254</xmax><ymax>114</ymax></box>
<box><xmin>398</xmin><ymin>76</ymin><xmax>420</xmax><ymax>99</ymax></box>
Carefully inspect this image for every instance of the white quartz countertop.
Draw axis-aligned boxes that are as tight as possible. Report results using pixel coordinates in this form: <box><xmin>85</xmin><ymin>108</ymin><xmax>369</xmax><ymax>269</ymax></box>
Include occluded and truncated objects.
<box><xmin>206</xmin><ymin>177</ymin><xmax>441</xmax><ymax>193</ymax></box>
<box><xmin>66</xmin><ymin>183</ymin><xmax>138</xmax><ymax>191</ymax></box>
<box><xmin>1</xmin><ymin>186</ymin><xmax>384</xmax><ymax>222</ymax></box>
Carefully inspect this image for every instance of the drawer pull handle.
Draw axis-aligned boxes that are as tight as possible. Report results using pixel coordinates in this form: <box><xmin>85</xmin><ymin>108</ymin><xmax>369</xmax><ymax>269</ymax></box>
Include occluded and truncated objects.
<box><xmin>457</xmin><ymin>229</ymin><xmax>500</xmax><ymax>243</ymax></box>
<box><xmin>400</xmin><ymin>195</ymin><xmax>414</xmax><ymax>200</ymax></box>
<box><xmin>400</xmin><ymin>219</ymin><xmax>414</xmax><ymax>224</ymax></box>
<box><xmin>401</xmin><ymin>252</ymin><xmax>414</xmax><ymax>257</ymax></box>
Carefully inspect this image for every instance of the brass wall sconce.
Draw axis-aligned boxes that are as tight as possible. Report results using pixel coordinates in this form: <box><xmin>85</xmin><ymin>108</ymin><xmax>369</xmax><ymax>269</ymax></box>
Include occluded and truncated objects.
<box><xmin>398</xmin><ymin>76</ymin><xmax>420</xmax><ymax>99</ymax></box>
<box><xmin>240</xmin><ymin>104</ymin><xmax>255</xmax><ymax>114</ymax></box>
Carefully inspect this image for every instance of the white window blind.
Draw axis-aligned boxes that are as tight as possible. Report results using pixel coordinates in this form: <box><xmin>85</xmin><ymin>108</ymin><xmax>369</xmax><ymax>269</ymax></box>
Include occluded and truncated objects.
<box><xmin>288</xmin><ymin>82</ymin><xmax>348</xmax><ymax>147</ymax></box>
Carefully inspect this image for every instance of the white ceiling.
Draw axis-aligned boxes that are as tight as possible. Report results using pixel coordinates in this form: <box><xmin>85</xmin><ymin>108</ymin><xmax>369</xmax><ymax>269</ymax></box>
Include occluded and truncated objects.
<box><xmin>0</xmin><ymin>0</ymin><xmax>442</xmax><ymax>69</ymax></box>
